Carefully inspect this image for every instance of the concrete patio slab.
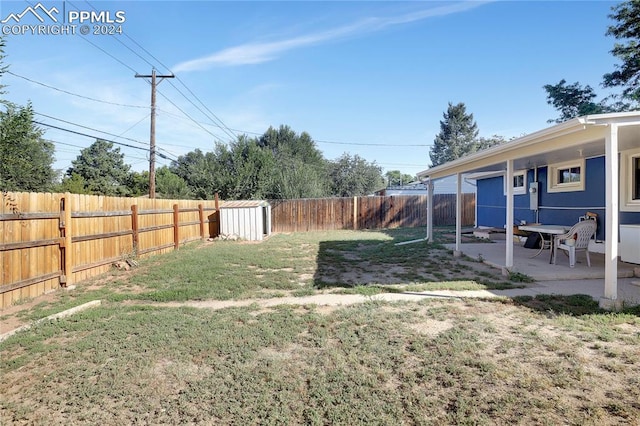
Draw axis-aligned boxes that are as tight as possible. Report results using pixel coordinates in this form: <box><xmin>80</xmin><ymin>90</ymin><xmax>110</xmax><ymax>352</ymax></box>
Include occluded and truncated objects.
<box><xmin>443</xmin><ymin>241</ymin><xmax>640</xmax><ymax>306</ymax></box>
<box><xmin>445</xmin><ymin>241</ymin><xmax>637</xmax><ymax>281</ymax></box>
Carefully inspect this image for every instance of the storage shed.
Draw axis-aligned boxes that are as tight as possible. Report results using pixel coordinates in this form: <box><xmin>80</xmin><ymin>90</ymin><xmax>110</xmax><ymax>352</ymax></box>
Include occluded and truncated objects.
<box><xmin>218</xmin><ymin>200</ymin><xmax>271</xmax><ymax>241</ymax></box>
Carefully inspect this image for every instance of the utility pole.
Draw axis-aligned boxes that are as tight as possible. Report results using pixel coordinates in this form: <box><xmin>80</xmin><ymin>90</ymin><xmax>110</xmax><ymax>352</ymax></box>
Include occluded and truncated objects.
<box><xmin>135</xmin><ymin>69</ymin><xmax>174</xmax><ymax>198</ymax></box>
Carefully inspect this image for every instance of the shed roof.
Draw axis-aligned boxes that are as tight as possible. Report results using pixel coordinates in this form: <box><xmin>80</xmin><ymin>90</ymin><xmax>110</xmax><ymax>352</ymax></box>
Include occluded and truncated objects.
<box><xmin>219</xmin><ymin>200</ymin><xmax>270</xmax><ymax>209</ymax></box>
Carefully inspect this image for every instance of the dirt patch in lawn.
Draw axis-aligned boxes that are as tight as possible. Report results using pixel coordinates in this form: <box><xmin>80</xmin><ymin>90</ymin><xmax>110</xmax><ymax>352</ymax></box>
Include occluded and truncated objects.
<box><xmin>1</xmin><ymin>298</ymin><xmax>639</xmax><ymax>425</ymax></box>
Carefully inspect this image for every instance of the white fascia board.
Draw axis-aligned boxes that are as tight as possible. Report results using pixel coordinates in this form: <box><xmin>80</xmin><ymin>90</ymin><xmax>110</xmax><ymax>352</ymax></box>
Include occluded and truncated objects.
<box><xmin>417</xmin><ymin>118</ymin><xmax>586</xmax><ymax>180</ymax></box>
<box><xmin>417</xmin><ymin>112</ymin><xmax>640</xmax><ymax>181</ymax></box>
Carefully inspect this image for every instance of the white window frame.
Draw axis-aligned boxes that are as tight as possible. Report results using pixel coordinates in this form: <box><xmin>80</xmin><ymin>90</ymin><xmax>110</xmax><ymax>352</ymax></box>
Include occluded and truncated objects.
<box><xmin>547</xmin><ymin>159</ymin><xmax>585</xmax><ymax>193</ymax></box>
<box><xmin>503</xmin><ymin>170</ymin><xmax>527</xmax><ymax>195</ymax></box>
<box><xmin>621</xmin><ymin>148</ymin><xmax>640</xmax><ymax>212</ymax></box>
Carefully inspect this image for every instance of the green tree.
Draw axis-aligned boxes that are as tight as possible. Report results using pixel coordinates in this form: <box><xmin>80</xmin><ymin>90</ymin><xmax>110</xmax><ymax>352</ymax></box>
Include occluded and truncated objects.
<box><xmin>58</xmin><ymin>172</ymin><xmax>90</xmax><ymax>194</ymax></box>
<box><xmin>258</xmin><ymin>125</ymin><xmax>330</xmax><ymax>198</ymax></box>
<box><xmin>213</xmin><ymin>135</ymin><xmax>277</xmax><ymax>200</ymax></box>
<box><xmin>171</xmin><ymin>149</ymin><xmax>219</xmax><ymax>199</ymax></box>
<box><xmin>0</xmin><ymin>37</ymin><xmax>7</xmax><ymax>105</ymax></box>
<box><xmin>126</xmin><ymin>170</ymin><xmax>149</xmax><ymax>197</ymax></box>
<box><xmin>328</xmin><ymin>153</ymin><xmax>384</xmax><ymax>197</ymax></box>
<box><xmin>543</xmin><ymin>79</ymin><xmax>611</xmax><ymax>123</ymax></box>
<box><xmin>476</xmin><ymin>134</ymin><xmax>508</xmax><ymax>151</ymax></box>
<box><xmin>603</xmin><ymin>0</ymin><xmax>640</xmax><ymax>106</ymax></box>
<box><xmin>66</xmin><ymin>139</ymin><xmax>132</xmax><ymax>196</ymax></box>
<box><xmin>0</xmin><ymin>103</ymin><xmax>56</xmax><ymax>192</ymax></box>
<box><xmin>429</xmin><ymin>102</ymin><xmax>479</xmax><ymax>167</ymax></box>
<box><xmin>272</xmin><ymin>158</ymin><xmax>329</xmax><ymax>199</ymax></box>
<box><xmin>385</xmin><ymin>170</ymin><xmax>415</xmax><ymax>186</ymax></box>
<box><xmin>258</xmin><ymin>125</ymin><xmax>324</xmax><ymax>166</ymax></box>
<box><xmin>0</xmin><ymin>38</ymin><xmax>56</xmax><ymax>192</ymax></box>
<box><xmin>155</xmin><ymin>167</ymin><xmax>192</xmax><ymax>199</ymax></box>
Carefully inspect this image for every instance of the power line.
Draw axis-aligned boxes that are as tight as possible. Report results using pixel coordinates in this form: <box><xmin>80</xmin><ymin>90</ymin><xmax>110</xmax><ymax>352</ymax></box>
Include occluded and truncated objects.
<box><xmin>81</xmin><ymin>0</ymin><xmax>238</xmax><ymax>141</ymax></box>
<box><xmin>36</xmin><ymin>112</ymin><xmax>179</xmax><ymax>160</ymax></box>
<box><xmin>155</xmin><ymin>89</ymin><xmax>223</xmax><ymax>141</ymax></box>
<box><xmin>12</xmin><ymin>69</ymin><xmax>425</xmax><ymax>149</ymax></box>
<box><xmin>5</xmin><ymin>69</ymin><xmax>217</xmax><ymax>151</ymax></box>
<box><xmin>75</xmin><ymin>31</ymin><xmax>139</xmax><ymax>74</ymax></box>
<box><xmin>34</xmin><ymin>112</ymin><xmax>149</xmax><ymax>147</ymax></box>
<box><xmin>35</xmin><ymin>121</ymin><xmax>153</xmax><ymax>153</ymax></box>
<box><xmin>6</xmin><ymin>71</ymin><xmax>148</xmax><ymax>109</ymax></box>
<box><xmin>46</xmin><ymin>138</ymin><xmax>150</xmax><ymax>162</ymax></box>
<box><xmin>165</xmin><ymin>81</ymin><xmax>237</xmax><ymax>141</ymax></box>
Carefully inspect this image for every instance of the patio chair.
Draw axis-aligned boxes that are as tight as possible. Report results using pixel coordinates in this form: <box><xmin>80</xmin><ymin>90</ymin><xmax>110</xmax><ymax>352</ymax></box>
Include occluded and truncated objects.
<box><xmin>552</xmin><ymin>220</ymin><xmax>597</xmax><ymax>268</ymax></box>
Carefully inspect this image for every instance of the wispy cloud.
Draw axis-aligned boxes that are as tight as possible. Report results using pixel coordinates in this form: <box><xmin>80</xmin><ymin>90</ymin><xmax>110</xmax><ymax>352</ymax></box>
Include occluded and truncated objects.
<box><xmin>173</xmin><ymin>1</ymin><xmax>490</xmax><ymax>72</ymax></box>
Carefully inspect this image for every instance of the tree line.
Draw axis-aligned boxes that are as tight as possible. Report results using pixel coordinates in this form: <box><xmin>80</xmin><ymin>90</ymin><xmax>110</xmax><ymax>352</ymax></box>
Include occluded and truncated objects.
<box><xmin>2</xmin><ymin>1</ymin><xmax>640</xmax><ymax>198</ymax></box>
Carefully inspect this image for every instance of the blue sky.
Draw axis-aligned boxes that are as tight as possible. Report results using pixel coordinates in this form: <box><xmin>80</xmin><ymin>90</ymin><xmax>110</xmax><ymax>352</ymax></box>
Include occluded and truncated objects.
<box><xmin>0</xmin><ymin>0</ymin><xmax>622</xmax><ymax>179</ymax></box>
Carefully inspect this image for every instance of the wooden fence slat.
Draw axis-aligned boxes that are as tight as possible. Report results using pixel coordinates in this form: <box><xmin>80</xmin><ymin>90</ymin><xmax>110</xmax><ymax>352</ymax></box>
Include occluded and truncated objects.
<box><xmin>270</xmin><ymin>194</ymin><xmax>475</xmax><ymax>233</ymax></box>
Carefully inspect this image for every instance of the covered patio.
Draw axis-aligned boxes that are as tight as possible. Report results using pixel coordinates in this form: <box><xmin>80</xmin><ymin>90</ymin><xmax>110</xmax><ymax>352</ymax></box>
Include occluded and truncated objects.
<box><xmin>419</xmin><ymin>112</ymin><xmax>640</xmax><ymax>309</ymax></box>
<box><xmin>443</xmin><ymin>240</ymin><xmax>640</xmax><ymax>304</ymax></box>
<box><xmin>446</xmin><ymin>240</ymin><xmax>636</xmax><ymax>281</ymax></box>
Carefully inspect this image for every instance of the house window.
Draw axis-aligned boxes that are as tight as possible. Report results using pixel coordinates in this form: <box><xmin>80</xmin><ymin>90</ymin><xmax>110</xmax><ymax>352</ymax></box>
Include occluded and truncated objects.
<box><xmin>621</xmin><ymin>148</ymin><xmax>640</xmax><ymax>211</ymax></box>
<box><xmin>547</xmin><ymin>159</ymin><xmax>585</xmax><ymax>193</ymax></box>
<box><xmin>634</xmin><ymin>157</ymin><xmax>640</xmax><ymax>201</ymax></box>
<box><xmin>558</xmin><ymin>166</ymin><xmax>581</xmax><ymax>184</ymax></box>
<box><xmin>504</xmin><ymin>171</ymin><xmax>527</xmax><ymax>195</ymax></box>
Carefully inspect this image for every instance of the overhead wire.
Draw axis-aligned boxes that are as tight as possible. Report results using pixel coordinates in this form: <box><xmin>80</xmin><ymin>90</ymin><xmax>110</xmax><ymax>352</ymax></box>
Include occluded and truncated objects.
<box><xmin>81</xmin><ymin>0</ymin><xmax>238</xmax><ymax>141</ymax></box>
<box><xmin>34</xmin><ymin>121</ymin><xmax>158</xmax><ymax>155</ymax></box>
<box><xmin>34</xmin><ymin>112</ymin><xmax>148</xmax><ymax>147</ymax></box>
<box><xmin>18</xmin><ymin>0</ymin><xmax>428</xmax><ymax>170</ymax></box>
<box><xmin>45</xmin><ymin>138</ymin><xmax>150</xmax><ymax>162</ymax></box>
<box><xmin>12</xmin><ymin>70</ymin><xmax>427</xmax><ymax>149</ymax></box>
<box><xmin>6</xmin><ymin>71</ymin><xmax>148</xmax><ymax>109</ymax></box>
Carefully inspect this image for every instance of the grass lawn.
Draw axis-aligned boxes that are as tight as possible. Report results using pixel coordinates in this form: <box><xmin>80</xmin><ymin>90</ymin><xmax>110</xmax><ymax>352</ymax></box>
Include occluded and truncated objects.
<box><xmin>1</xmin><ymin>227</ymin><xmax>639</xmax><ymax>424</ymax></box>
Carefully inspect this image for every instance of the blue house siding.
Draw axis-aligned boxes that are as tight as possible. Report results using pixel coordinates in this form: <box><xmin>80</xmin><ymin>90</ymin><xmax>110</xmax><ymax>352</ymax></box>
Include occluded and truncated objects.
<box><xmin>537</xmin><ymin>157</ymin><xmax>606</xmax><ymax>240</ymax></box>
<box><xmin>476</xmin><ymin>156</ymin><xmax>640</xmax><ymax>241</ymax></box>
<box><xmin>476</xmin><ymin>171</ymin><xmax>536</xmax><ymax>229</ymax></box>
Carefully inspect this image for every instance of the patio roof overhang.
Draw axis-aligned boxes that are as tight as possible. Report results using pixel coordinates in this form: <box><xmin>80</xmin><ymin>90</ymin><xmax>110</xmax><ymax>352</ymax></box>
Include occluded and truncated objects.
<box><xmin>418</xmin><ymin>111</ymin><xmax>640</xmax><ymax>180</ymax></box>
<box><xmin>417</xmin><ymin>111</ymin><xmax>640</xmax><ymax>310</ymax></box>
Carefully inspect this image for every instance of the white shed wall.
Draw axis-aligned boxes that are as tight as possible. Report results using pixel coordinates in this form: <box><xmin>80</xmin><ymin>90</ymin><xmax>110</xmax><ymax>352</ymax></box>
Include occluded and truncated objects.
<box><xmin>219</xmin><ymin>204</ymin><xmax>271</xmax><ymax>241</ymax></box>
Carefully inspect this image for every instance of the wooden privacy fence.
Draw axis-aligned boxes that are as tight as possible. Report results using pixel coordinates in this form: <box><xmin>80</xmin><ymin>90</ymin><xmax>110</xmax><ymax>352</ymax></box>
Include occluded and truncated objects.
<box><xmin>270</xmin><ymin>194</ymin><xmax>475</xmax><ymax>233</ymax></box>
<box><xmin>1</xmin><ymin>192</ymin><xmax>220</xmax><ymax>309</ymax></box>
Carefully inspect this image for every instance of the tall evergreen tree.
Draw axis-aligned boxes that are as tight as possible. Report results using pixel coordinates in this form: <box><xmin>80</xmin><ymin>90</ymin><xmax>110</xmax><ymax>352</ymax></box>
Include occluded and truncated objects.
<box><xmin>429</xmin><ymin>102</ymin><xmax>479</xmax><ymax>167</ymax></box>
<box><xmin>155</xmin><ymin>167</ymin><xmax>192</xmax><ymax>199</ymax></box>
<box><xmin>603</xmin><ymin>0</ymin><xmax>640</xmax><ymax>106</ymax></box>
<box><xmin>65</xmin><ymin>139</ymin><xmax>132</xmax><ymax>196</ymax></box>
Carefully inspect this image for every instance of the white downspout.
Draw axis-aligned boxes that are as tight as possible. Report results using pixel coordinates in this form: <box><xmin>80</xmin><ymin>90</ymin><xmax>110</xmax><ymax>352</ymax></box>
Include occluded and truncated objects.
<box><xmin>427</xmin><ymin>178</ymin><xmax>434</xmax><ymax>242</ymax></box>
<box><xmin>505</xmin><ymin>159</ymin><xmax>514</xmax><ymax>272</ymax></box>
<box><xmin>602</xmin><ymin>123</ymin><xmax>619</xmax><ymax>308</ymax></box>
<box><xmin>454</xmin><ymin>173</ymin><xmax>462</xmax><ymax>257</ymax></box>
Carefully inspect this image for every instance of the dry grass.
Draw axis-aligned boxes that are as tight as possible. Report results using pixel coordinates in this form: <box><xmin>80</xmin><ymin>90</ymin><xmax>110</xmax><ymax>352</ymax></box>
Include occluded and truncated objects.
<box><xmin>2</xmin><ymin>227</ymin><xmax>639</xmax><ymax>424</ymax></box>
<box><xmin>1</xmin><ymin>298</ymin><xmax>639</xmax><ymax>425</ymax></box>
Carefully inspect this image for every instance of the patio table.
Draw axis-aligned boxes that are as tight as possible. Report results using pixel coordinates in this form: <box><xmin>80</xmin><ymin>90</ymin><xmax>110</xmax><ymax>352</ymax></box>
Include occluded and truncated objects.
<box><xmin>517</xmin><ymin>224</ymin><xmax>570</xmax><ymax>263</ymax></box>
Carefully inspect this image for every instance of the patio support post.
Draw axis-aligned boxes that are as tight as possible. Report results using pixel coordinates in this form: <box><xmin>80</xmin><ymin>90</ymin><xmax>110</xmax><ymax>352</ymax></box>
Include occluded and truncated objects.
<box><xmin>426</xmin><ymin>178</ymin><xmax>434</xmax><ymax>242</ymax></box>
<box><xmin>454</xmin><ymin>173</ymin><xmax>462</xmax><ymax>257</ymax></box>
<box><xmin>601</xmin><ymin>123</ymin><xmax>619</xmax><ymax>308</ymax></box>
<box><xmin>505</xmin><ymin>159</ymin><xmax>514</xmax><ymax>271</ymax></box>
